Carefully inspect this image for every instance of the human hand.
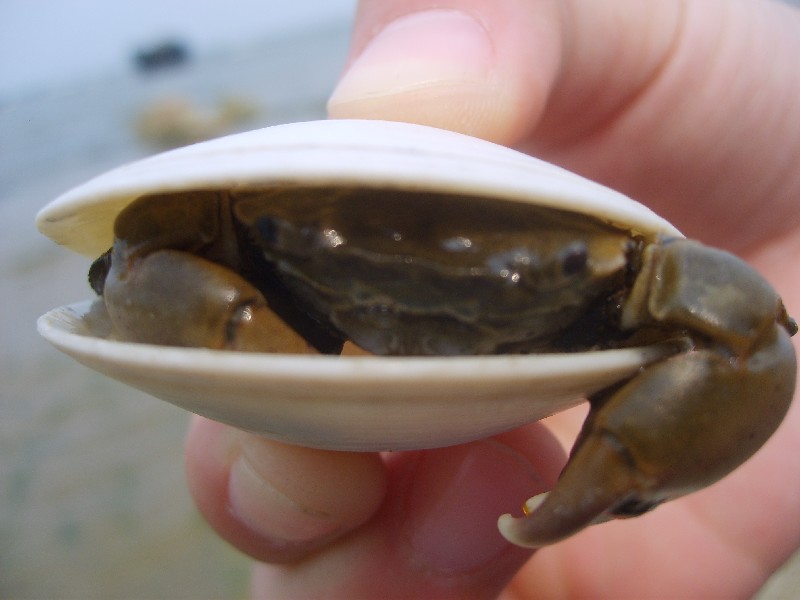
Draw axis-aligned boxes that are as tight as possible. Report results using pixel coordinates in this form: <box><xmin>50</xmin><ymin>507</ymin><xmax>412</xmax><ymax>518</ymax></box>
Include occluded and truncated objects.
<box><xmin>186</xmin><ymin>1</ymin><xmax>800</xmax><ymax>597</ymax></box>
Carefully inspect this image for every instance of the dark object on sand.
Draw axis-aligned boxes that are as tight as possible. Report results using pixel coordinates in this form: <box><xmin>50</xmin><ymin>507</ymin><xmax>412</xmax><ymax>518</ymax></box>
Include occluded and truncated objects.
<box><xmin>134</xmin><ymin>41</ymin><xmax>190</xmax><ymax>72</ymax></box>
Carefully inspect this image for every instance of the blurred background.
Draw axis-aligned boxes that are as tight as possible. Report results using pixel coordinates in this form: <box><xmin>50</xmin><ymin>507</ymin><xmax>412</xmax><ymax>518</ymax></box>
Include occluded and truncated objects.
<box><xmin>1</xmin><ymin>1</ymin><xmax>354</xmax><ymax>597</ymax></box>
<box><xmin>1</xmin><ymin>0</ymin><xmax>798</xmax><ymax>597</ymax></box>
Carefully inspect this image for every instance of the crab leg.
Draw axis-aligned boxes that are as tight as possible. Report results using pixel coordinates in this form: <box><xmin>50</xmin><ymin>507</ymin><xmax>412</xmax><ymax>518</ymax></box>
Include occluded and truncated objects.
<box><xmin>499</xmin><ymin>239</ymin><xmax>797</xmax><ymax>547</ymax></box>
<box><xmin>92</xmin><ymin>191</ymin><xmax>336</xmax><ymax>354</ymax></box>
<box><xmin>101</xmin><ymin>248</ymin><xmax>319</xmax><ymax>353</ymax></box>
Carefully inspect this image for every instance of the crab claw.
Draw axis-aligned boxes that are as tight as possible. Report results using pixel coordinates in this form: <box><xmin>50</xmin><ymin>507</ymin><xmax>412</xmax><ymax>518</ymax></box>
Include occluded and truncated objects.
<box><xmin>499</xmin><ymin>329</ymin><xmax>796</xmax><ymax>548</ymax></box>
<box><xmin>498</xmin><ymin>420</ymin><xmax>656</xmax><ymax>547</ymax></box>
<box><xmin>498</xmin><ymin>240</ymin><xmax>797</xmax><ymax>548</ymax></box>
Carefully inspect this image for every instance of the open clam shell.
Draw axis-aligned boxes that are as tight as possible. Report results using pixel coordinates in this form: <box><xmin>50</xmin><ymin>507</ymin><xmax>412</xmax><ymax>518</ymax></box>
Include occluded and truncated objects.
<box><xmin>37</xmin><ymin>119</ymin><xmax>682</xmax><ymax>451</ymax></box>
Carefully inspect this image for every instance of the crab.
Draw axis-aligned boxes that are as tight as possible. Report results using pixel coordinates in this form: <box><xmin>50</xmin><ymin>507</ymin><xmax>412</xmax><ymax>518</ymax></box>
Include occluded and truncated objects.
<box><xmin>36</xmin><ymin>119</ymin><xmax>797</xmax><ymax>547</ymax></box>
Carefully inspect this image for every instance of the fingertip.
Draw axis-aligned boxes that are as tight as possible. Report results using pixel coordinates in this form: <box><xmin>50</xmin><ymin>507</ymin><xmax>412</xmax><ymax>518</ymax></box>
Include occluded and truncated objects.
<box><xmin>328</xmin><ymin>4</ymin><xmax>561</xmax><ymax>144</ymax></box>
<box><xmin>228</xmin><ymin>434</ymin><xmax>387</xmax><ymax>547</ymax></box>
<box><xmin>185</xmin><ymin>416</ymin><xmax>240</xmax><ymax>525</ymax></box>
<box><xmin>184</xmin><ymin>417</ymin><xmax>387</xmax><ymax>563</ymax></box>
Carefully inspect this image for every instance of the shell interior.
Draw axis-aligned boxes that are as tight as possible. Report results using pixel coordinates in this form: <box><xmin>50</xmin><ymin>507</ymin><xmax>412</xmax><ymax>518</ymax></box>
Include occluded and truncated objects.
<box><xmin>38</xmin><ymin>300</ymin><xmax>676</xmax><ymax>451</ymax></box>
<box><xmin>36</xmin><ymin>119</ymin><xmax>681</xmax><ymax>257</ymax></box>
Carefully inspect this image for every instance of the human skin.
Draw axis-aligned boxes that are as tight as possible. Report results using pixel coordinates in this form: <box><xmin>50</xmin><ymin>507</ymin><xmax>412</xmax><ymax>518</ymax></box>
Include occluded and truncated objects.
<box><xmin>185</xmin><ymin>0</ymin><xmax>800</xmax><ymax>597</ymax></box>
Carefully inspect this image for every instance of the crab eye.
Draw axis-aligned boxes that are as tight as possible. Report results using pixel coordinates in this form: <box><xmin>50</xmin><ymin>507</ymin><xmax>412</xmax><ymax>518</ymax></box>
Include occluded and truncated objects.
<box><xmin>256</xmin><ymin>215</ymin><xmax>279</xmax><ymax>245</ymax></box>
<box><xmin>88</xmin><ymin>248</ymin><xmax>113</xmax><ymax>295</ymax></box>
<box><xmin>561</xmin><ymin>242</ymin><xmax>588</xmax><ymax>276</ymax></box>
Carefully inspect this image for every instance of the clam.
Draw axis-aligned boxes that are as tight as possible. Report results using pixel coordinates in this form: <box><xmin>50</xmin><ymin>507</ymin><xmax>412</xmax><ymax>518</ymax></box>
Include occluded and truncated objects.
<box><xmin>36</xmin><ymin>119</ymin><xmax>796</xmax><ymax>546</ymax></box>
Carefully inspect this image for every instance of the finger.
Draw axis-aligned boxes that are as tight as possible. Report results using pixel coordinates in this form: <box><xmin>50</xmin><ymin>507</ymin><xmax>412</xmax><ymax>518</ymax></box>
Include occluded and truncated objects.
<box><xmin>249</xmin><ymin>424</ymin><xmax>567</xmax><ymax>600</ymax></box>
<box><xmin>328</xmin><ymin>0</ymin><xmax>563</xmax><ymax>143</ymax></box>
<box><xmin>329</xmin><ymin>0</ymin><xmax>800</xmax><ymax>251</ymax></box>
<box><xmin>184</xmin><ymin>417</ymin><xmax>387</xmax><ymax>563</ymax></box>
<box><xmin>532</xmin><ymin>0</ymin><xmax>800</xmax><ymax>253</ymax></box>
<box><xmin>328</xmin><ymin>0</ymin><xmax>679</xmax><ymax>147</ymax></box>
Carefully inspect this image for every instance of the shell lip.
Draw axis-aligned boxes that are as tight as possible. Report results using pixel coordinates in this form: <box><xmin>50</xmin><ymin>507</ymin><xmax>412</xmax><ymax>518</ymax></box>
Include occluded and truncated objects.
<box><xmin>38</xmin><ymin>300</ymin><xmax>680</xmax><ymax>450</ymax></box>
<box><xmin>36</xmin><ymin>119</ymin><xmax>683</xmax><ymax>258</ymax></box>
<box><xmin>38</xmin><ymin>299</ymin><xmax>679</xmax><ymax>385</ymax></box>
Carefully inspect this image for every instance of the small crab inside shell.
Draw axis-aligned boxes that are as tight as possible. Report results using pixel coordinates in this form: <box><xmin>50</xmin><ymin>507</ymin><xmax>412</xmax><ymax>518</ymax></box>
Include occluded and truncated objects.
<box><xmin>89</xmin><ymin>186</ymin><xmax>653</xmax><ymax>358</ymax></box>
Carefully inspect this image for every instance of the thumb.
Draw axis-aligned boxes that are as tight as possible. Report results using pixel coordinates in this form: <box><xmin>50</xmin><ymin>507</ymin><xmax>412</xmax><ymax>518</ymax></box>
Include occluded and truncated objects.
<box><xmin>328</xmin><ymin>0</ymin><xmax>800</xmax><ymax>250</ymax></box>
<box><xmin>327</xmin><ymin>0</ymin><xmax>563</xmax><ymax>144</ymax></box>
<box><xmin>326</xmin><ymin>0</ymin><xmax>682</xmax><ymax>146</ymax></box>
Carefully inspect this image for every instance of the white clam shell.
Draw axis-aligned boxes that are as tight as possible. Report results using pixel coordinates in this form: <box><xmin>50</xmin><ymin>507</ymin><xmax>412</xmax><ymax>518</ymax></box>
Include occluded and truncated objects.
<box><xmin>36</xmin><ymin>119</ymin><xmax>683</xmax><ymax>451</ymax></box>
